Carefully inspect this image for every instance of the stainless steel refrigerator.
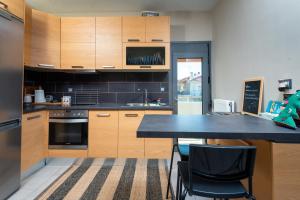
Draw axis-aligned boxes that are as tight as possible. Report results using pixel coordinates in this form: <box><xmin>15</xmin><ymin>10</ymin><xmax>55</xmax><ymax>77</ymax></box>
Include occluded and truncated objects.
<box><xmin>0</xmin><ymin>8</ymin><xmax>23</xmax><ymax>200</ymax></box>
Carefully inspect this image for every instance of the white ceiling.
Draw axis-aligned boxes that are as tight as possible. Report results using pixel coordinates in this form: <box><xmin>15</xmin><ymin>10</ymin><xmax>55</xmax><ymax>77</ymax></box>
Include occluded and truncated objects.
<box><xmin>26</xmin><ymin>0</ymin><xmax>219</xmax><ymax>14</ymax></box>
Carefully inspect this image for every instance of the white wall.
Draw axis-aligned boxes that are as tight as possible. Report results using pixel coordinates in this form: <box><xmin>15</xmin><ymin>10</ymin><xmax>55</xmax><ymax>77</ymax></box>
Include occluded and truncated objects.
<box><xmin>212</xmin><ymin>0</ymin><xmax>300</xmax><ymax>111</ymax></box>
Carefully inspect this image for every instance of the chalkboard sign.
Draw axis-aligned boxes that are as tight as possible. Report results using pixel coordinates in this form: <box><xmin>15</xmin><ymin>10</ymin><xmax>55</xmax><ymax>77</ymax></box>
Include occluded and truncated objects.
<box><xmin>242</xmin><ymin>78</ymin><xmax>264</xmax><ymax>116</ymax></box>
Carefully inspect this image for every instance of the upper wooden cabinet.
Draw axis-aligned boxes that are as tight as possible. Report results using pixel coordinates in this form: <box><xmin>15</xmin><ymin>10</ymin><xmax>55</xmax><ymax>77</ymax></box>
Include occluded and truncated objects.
<box><xmin>30</xmin><ymin>9</ymin><xmax>61</xmax><ymax>68</ymax></box>
<box><xmin>146</xmin><ymin>16</ymin><xmax>170</xmax><ymax>42</ymax></box>
<box><xmin>96</xmin><ymin>17</ymin><xmax>122</xmax><ymax>70</ymax></box>
<box><xmin>61</xmin><ymin>17</ymin><xmax>95</xmax><ymax>43</ymax></box>
<box><xmin>122</xmin><ymin>16</ymin><xmax>170</xmax><ymax>43</ymax></box>
<box><xmin>24</xmin><ymin>5</ymin><xmax>31</xmax><ymax>66</ymax></box>
<box><xmin>122</xmin><ymin>16</ymin><xmax>146</xmax><ymax>42</ymax></box>
<box><xmin>61</xmin><ymin>17</ymin><xmax>96</xmax><ymax>69</ymax></box>
<box><xmin>0</xmin><ymin>0</ymin><xmax>24</xmax><ymax>19</ymax></box>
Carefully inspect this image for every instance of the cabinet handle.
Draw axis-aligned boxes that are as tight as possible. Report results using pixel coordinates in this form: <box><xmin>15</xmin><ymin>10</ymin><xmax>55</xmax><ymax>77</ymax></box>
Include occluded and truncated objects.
<box><xmin>97</xmin><ymin>113</ymin><xmax>111</xmax><ymax>117</ymax></box>
<box><xmin>152</xmin><ymin>39</ymin><xmax>163</xmax><ymax>42</ymax></box>
<box><xmin>128</xmin><ymin>39</ymin><xmax>140</xmax><ymax>42</ymax></box>
<box><xmin>125</xmin><ymin>114</ymin><xmax>138</xmax><ymax>117</ymax></box>
<box><xmin>37</xmin><ymin>64</ymin><xmax>55</xmax><ymax>68</ymax></box>
<box><xmin>140</xmin><ymin>66</ymin><xmax>151</xmax><ymax>69</ymax></box>
<box><xmin>0</xmin><ymin>1</ymin><xmax>8</xmax><ymax>9</ymax></box>
<box><xmin>71</xmin><ymin>66</ymin><xmax>84</xmax><ymax>69</ymax></box>
<box><xmin>27</xmin><ymin>115</ymin><xmax>41</xmax><ymax>121</ymax></box>
<box><xmin>102</xmin><ymin>66</ymin><xmax>116</xmax><ymax>69</ymax></box>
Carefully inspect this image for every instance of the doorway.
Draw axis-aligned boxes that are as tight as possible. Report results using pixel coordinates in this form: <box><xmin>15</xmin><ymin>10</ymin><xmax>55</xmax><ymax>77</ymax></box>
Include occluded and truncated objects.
<box><xmin>171</xmin><ymin>42</ymin><xmax>211</xmax><ymax>115</ymax></box>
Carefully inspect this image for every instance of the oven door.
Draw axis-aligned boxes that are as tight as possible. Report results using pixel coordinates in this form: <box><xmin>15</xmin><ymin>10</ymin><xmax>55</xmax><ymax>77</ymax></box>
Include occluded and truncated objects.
<box><xmin>49</xmin><ymin>118</ymin><xmax>88</xmax><ymax>149</ymax></box>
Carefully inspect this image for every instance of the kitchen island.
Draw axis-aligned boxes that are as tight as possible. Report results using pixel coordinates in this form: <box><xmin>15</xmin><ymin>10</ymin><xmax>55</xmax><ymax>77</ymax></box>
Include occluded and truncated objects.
<box><xmin>137</xmin><ymin>114</ymin><xmax>300</xmax><ymax>200</ymax></box>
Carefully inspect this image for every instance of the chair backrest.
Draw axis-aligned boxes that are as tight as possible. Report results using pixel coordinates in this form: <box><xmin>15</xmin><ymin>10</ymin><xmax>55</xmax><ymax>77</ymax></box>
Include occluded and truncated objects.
<box><xmin>188</xmin><ymin>144</ymin><xmax>256</xmax><ymax>186</ymax></box>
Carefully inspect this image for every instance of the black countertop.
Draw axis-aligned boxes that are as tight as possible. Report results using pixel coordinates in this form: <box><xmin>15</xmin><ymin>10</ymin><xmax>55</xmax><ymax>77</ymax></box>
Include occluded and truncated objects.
<box><xmin>23</xmin><ymin>103</ymin><xmax>173</xmax><ymax>114</ymax></box>
<box><xmin>137</xmin><ymin>114</ymin><xmax>300</xmax><ymax>143</ymax></box>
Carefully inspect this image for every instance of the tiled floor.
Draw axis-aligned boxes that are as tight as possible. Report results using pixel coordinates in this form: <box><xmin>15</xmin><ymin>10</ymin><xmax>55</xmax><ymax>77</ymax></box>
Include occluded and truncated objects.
<box><xmin>9</xmin><ymin>155</ymin><xmax>210</xmax><ymax>200</ymax></box>
<box><xmin>9</xmin><ymin>158</ymin><xmax>76</xmax><ymax>200</ymax></box>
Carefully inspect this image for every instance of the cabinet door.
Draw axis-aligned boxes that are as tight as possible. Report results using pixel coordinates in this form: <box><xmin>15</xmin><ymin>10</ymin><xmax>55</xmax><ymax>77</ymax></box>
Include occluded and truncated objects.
<box><xmin>61</xmin><ymin>17</ymin><xmax>95</xmax><ymax>43</ymax></box>
<box><xmin>118</xmin><ymin>111</ymin><xmax>145</xmax><ymax>158</ymax></box>
<box><xmin>146</xmin><ymin>16</ymin><xmax>170</xmax><ymax>42</ymax></box>
<box><xmin>122</xmin><ymin>16</ymin><xmax>145</xmax><ymax>42</ymax></box>
<box><xmin>96</xmin><ymin>17</ymin><xmax>122</xmax><ymax>70</ymax></box>
<box><xmin>88</xmin><ymin>111</ymin><xmax>119</xmax><ymax>157</ymax></box>
<box><xmin>1</xmin><ymin>0</ymin><xmax>24</xmax><ymax>19</ymax></box>
<box><xmin>144</xmin><ymin>110</ymin><xmax>173</xmax><ymax>158</ymax></box>
<box><xmin>61</xmin><ymin>17</ymin><xmax>95</xmax><ymax>69</ymax></box>
<box><xmin>31</xmin><ymin>9</ymin><xmax>61</xmax><ymax>68</ymax></box>
<box><xmin>24</xmin><ymin>5</ymin><xmax>31</xmax><ymax>66</ymax></box>
<box><xmin>21</xmin><ymin>111</ymin><xmax>48</xmax><ymax>172</ymax></box>
<box><xmin>61</xmin><ymin>43</ymin><xmax>95</xmax><ymax>69</ymax></box>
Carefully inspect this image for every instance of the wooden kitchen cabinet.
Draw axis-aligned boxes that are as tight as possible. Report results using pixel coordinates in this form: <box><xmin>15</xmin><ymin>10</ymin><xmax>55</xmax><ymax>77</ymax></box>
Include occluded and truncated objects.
<box><xmin>146</xmin><ymin>16</ymin><xmax>170</xmax><ymax>42</ymax></box>
<box><xmin>88</xmin><ymin>111</ymin><xmax>119</xmax><ymax>157</ymax></box>
<box><xmin>96</xmin><ymin>17</ymin><xmax>122</xmax><ymax>70</ymax></box>
<box><xmin>118</xmin><ymin>111</ymin><xmax>145</xmax><ymax>158</ymax></box>
<box><xmin>0</xmin><ymin>0</ymin><xmax>24</xmax><ymax>19</ymax></box>
<box><xmin>21</xmin><ymin>111</ymin><xmax>48</xmax><ymax>172</ymax></box>
<box><xmin>144</xmin><ymin>110</ymin><xmax>173</xmax><ymax>158</ymax></box>
<box><xmin>24</xmin><ymin>5</ymin><xmax>31</xmax><ymax>66</ymax></box>
<box><xmin>61</xmin><ymin>17</ymin><xmax>95</xmax><ymax>69</ymax></box>
<box><xmin>123</xmin><ymin>42</ymin><xmax>170</xmax><ymax>70</ymax></box>
<box><xmin>30</xmin><ymin>9</ymin><xmax>61</xmax><ymax>68</ymax></box>
<box><xmin>122</xmin><ymin>16</ymin><xmax>145</xmax><ymax>43</ymax></box>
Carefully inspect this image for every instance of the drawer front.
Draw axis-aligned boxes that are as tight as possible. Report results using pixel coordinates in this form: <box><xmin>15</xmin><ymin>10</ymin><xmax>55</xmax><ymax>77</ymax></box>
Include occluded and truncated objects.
<box><xmin>118</xmin><ymin>111</ymin><xmax>145</xmax><ymax>158</ymax></box>
<box><xmin>88</xmin><ymin>111</ymin><xmax>119</xmax><ymax>157</ymax></box>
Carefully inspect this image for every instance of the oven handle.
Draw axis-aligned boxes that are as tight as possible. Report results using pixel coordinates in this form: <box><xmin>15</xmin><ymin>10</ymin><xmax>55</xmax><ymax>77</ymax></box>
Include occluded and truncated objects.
<box><xmin>49</xmin><ymin>119</ymin><xmax>88</xmax><ymax>123</ymax></box>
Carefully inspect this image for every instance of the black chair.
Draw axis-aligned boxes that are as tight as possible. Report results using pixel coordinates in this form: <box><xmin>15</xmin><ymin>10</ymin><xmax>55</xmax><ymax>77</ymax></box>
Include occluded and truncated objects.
<box><xmin>176</xmin><ymin>144</ymin><xmax>256</xmax><ymax>200</ymax></box>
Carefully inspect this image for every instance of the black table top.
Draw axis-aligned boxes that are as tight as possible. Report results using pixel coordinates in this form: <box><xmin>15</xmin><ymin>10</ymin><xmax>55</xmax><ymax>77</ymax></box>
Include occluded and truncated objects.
<box><xmin>137</xmin><ymin>114</ymin><xmax>300</xmax><ymax>143</ymax></box>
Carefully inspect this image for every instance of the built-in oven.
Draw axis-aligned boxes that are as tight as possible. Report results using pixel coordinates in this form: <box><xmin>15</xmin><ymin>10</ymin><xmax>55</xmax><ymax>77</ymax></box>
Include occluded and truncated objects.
<box><xmin>49</xmin><ymin>110</ymin><xmax>88</xmax><ymax>149</ymax></box>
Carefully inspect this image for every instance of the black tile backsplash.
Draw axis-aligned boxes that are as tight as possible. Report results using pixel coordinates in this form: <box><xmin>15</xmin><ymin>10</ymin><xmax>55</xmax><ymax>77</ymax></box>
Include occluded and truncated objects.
<box><xmin>24</xmin><ymin>70</ymin><xmax>170</xmax><ymax>105</ymax></box>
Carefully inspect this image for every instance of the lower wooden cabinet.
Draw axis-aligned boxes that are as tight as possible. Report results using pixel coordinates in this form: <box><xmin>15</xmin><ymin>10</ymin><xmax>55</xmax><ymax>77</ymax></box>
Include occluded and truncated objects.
<box><xmin>88</xmin><ymin>111</ymin><xmax>119</xmax><ymax>157</ymax></box>
<box><xmin>118</xmin><ymin>111</ymin><xmax>145</xmax><ymax>158</ymax></box>
<box><xmin>48</xmin><ymin>149</ymin><xmax>87</xmax><ymax>158</ymax></box>
<box><xmin>144</xmin><ymin>110</ymin><xmax>172</xmax><ymax>158</ymax></box>
<box><xmin>21</xmin><ymin>111</ymin><xmax>48</xmax><ymax>172</ymax></box>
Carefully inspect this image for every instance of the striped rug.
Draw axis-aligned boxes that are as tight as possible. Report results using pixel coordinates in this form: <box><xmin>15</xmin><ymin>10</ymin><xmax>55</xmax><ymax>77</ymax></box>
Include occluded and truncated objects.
<box><xmin>36</xmin><ymin>158</ymin><xmax>172</xmax><ymax>200</ymax></box>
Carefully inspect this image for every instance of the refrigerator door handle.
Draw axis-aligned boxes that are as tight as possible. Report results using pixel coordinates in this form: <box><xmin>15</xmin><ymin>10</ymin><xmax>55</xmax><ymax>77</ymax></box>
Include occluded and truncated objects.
<box><xmin>0</xmin><ymin>119</ymin><xmax>20</xmax><ymax>129</ymax></box>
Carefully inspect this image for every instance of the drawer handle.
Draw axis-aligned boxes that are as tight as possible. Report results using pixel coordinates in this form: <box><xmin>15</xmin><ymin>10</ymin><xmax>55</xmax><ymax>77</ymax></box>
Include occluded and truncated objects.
<box><xmin>125</xmin><ymin>114</ymin><xmax>138</xmax><ymax>117</ymax></box>
<box><xmin>102</xmin><ymin>66</ymin><xmax>116</xmax><ymax>69</ymax></box>
<box><xmin>0</xmin><ymin>1</ymin><xmax>8</xmax><ymax>9</ymax></box>
<box><xmin>71</xmin><ymin>66</ymin><xmax>84</xmax><ymax>69</ymax></box>
<box><xmin>37</xmin><ymin>64</ymin><xmax>55</xmax><ymax>68</ymax></box>
<box><xmin>27</xmin><ymin>115</ymin><xmax>41</xmax><ymax>121</ymax></box>
<box><xmin>152</xmin><ymin>39</ymin><xmax>163</xmax><ymax>42</ymax></box>
<box><xmin>128</xmin><ymin>39</ymin><xmax>140</xmax><ymax>42</ymax></box>
<box><xmin>140</xmin><ymin>66</ymin><xmax>151</xmax><ymax>69</ymax></box>
<box><xmin>97</xmin><ymin>113</ymin><xmax>111</xmax><ymax>117</ymax></box>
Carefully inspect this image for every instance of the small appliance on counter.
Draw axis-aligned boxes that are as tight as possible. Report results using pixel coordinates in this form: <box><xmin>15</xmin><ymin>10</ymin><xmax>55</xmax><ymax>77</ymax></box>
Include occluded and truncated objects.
<box><xmin>34</xmin><ymin>86</ymin><xmax>46</xmax><ymax>103</ymax></box>
<box><xmin>24</xmin><ymin>94</ymin><xmax>33</xmax><ymax>104</ymax></box>
<box><xmin>213</xmin><ymin>99</ymin><xmax>235</xmax><ymax>113</ymax></box>
<box><xmin>62</xmin><ymin>96</ymin><xmax>72</xmax><ymax>107</ymax></box>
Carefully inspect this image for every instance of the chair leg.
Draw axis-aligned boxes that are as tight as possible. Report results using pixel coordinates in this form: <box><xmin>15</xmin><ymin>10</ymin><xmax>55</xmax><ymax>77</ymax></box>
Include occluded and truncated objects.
<box><xmin>179</xmin><ymin>174</ymin><xmax>183</xmax><ymax>200</ymax></box>
<box><xmin>166</xmin><ymin>144</ymin><xmax>177</xmax><ymax>199</ymax></box>
<box><xmin>176</xmin><ymin>168</ymin><xmax>180</xmax><ymax>200</ymax></box>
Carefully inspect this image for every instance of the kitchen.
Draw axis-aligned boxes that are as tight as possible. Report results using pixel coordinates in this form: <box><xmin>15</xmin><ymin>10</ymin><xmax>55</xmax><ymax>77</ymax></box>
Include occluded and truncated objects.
<box><xmin>1</xmin><ymin>0</ymin><xmax>300</xmax><ymax>200</ymax></box>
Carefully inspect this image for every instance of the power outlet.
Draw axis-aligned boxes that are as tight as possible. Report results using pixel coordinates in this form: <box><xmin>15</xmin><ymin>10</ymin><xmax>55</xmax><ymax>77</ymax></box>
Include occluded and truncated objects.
<box><xmin>161</xmin><ymin>87</ymin><xmax>165</xmax><ymax>92</ymax></box>
<box><xmin>68</xmin><ymin>88</ymin><xmax>73</xmax><ymax>92</ymax></box>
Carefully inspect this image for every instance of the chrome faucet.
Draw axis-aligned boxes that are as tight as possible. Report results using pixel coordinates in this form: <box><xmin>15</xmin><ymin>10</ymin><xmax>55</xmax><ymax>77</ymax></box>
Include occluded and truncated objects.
<box><xmin>144</xmin><ymin>89</ymin><xmax>148</xmax><ymax>106</ymax></box>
